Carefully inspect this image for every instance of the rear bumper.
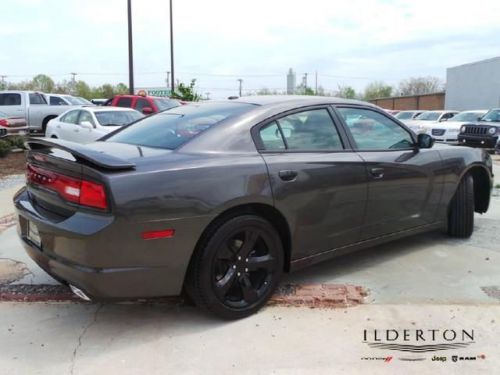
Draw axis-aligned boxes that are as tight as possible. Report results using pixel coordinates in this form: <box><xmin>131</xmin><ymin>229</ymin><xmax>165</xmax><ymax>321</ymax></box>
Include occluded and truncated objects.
<box><xmin>14</xmin><ymin>187</ymin><xmax>212</xmax><ymax>300</ymax></box>
<box><xmin>457</xmin><ymin>134</ymin><xmax>498</xmax><ymax>149</ymax></box>
<box><xmin>0</xmin><ymin>126</ymin><xmax>30</xmax><ymax>137</ymax></box>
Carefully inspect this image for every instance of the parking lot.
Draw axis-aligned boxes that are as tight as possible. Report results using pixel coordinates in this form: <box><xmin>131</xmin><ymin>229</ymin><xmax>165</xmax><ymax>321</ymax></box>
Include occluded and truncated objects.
<box><xmin>0</xmin><ymin>157</ymin><xmax>498</xmax><ymax>374</ymax></box>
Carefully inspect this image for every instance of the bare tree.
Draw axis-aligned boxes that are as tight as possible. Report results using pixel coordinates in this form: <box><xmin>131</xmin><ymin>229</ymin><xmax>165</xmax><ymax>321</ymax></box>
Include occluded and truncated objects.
<box><xmin>398</xmin><ymin>76</ymin><xmax>444</xmax><ymax>96</ymax></box>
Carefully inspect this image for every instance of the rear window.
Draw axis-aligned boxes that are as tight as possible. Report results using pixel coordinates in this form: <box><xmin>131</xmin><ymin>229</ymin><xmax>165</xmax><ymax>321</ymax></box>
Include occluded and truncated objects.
<box><xmin>0</xmin><ymin>93</ymin><xmax>21</xmax><ymax>106</ymax></box>
<box><xmin>95</xmin><ymin>110</ymin><xmax>143</xmax><ymax>126</ymax></box>
<box><xmin>106</xmin><ymin>102</ymin><xmax>254</xmax><ymax>149</ymax></box>
<box><xmin>116</xmin><ymin>97</ymin><xmax>132</xmax><ymax>107</ymax></box>
<box><xmin>153</xmin><ymin>98</ymin><xmax>180</xmax><ymax>111</ymax></box>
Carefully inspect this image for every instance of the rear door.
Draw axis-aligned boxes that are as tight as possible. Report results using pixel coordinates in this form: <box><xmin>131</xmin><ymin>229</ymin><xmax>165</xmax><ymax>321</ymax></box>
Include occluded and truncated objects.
<box><xmin>57</xmin><ymin>110</ymin><xmax>81</xmax><ymax>141</ymax></box>
<box><xmin>254</xmin><ymin>107</ymin><xmax>367</xmax><ymax>260</ymax></box>
<box><xmin>335</xmin><ymin>106</ymin><xmax>443</xmax><ymax>240</ymax></box>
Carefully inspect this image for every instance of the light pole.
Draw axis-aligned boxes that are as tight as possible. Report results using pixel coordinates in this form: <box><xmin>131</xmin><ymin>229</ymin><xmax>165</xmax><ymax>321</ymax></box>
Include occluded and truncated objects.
<box><xmin>127</xmin><ymin>0</ymin><xmax>134</xmax><ymax>94</ymax></box>
<box><xmin>237</xmin><ymin>78</ymin><xmax>243</xmax><ymax>97</ymax></box>
<box><xmin>169</xmin><ymin>0</ymin><xmax>175</xmax><ymax>95</ymax></box>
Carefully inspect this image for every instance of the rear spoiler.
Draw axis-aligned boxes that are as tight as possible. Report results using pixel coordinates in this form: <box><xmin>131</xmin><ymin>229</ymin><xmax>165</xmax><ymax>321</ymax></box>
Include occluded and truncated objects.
<box><xmin>26</xmin><ymin>138</ymin><xmax>136</xmax><ymax>171</ymax></box>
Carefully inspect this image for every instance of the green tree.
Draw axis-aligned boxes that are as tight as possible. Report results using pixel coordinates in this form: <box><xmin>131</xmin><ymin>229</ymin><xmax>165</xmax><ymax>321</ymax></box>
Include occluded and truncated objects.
<box><xmin>114</xmin><ymin>83</ymin><xmax>129</xmax><ymax>95</ymax></box>
<box><xmin>363</xmin><ymin>81</ymin><xmax>393</xmax><ymax>100</ymax></box>
<box><xmin>32</xmin><ymin>74</ymin><xmax>55</xmax><ymax>92</ymax></box>
<box><xmin>74</xmin><ymin>80</ymin><xmax>92</xmax><ymax>99</ymax></box>
<box><xmin>171</xmin><ymin>79</ymin><xmax>201</xmax><ymax>101</ymax></box>
<box><xmin>335</xmin><ymin>85</ymin><xmax>357</xmax><ymax>99</ymax></box>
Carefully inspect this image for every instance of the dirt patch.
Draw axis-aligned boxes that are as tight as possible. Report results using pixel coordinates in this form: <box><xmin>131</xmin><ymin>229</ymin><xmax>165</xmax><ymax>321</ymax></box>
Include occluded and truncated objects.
<box><xmin>0</xmin><ymin>152</ymin><xmax>26</xmax><ymax>178</ymax></box>
<box><xmin>0</xmin><ymin>282</ymin><xmax>368</xmax><ymax>308</ymax></box>
<box><xmin>0</xmin><ymin>259</ymin><xmax>30</xmax><ymax>284</ymax></box>
<box><xmin>0</xmin><ymin>213</ymin><xmax>16</xmax><ymax>233</ymax></box>
<box><xmin>270</xmin><ymin>283</ymin><xmax>368</xmax><ymax>308</ymax></box>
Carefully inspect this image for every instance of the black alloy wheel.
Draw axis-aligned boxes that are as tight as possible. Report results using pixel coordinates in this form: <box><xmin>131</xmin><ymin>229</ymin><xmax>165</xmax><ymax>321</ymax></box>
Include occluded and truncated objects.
<box><xmin>185</xmin><ymin>215</ymin><xmax>284</xmax><ymax>319</ymax></box>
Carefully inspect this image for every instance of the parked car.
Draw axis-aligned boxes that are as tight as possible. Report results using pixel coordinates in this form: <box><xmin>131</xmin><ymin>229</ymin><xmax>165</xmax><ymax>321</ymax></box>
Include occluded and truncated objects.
<box><xmin>406</xmin><ymin>110</ymin><xmax>459</xmax><ymax>134</ymax></box>
<box><xmin>109</xmin><ymin>94</ymin><xmax>180</xmax><ymax>114</ymax></box>
<box><xmin>457</xmin><ymin>108</ymin><xmax>500</xmax><ymax>150</ymax></box>
<box><xmin>14</xmin><ymin>96</ymin><xmax>492</xmax><ymax>319</ymax></box>
<box><xmin>0</xmin><ymin>91</ymin><xmax>79</xmax><ymax>134</ymax></box>
<box><xmin>427</xmin><ymin>110</ymin><xmax>488</xmax><ymax>144</ymax></box>
<box><xmin>45</xmin><ymin>94</ymin><xmax>90</xmax><ymax>106</ymax></box>
<box><xmin>46</xmin><ymin>107</ymin><xmax>143</xmax><ymax>144</ymax></box>
<box><xmin>76</xmin><ymin>97</ymin><xmax>93</xmax><ymax>105</ymax></box>
<box><xmin>384</xmin><ymin>109</ymin><xmax>400</xmax><ymax>115</ymax></box>
<box><xmin>394</xmin><ymin>110</ymin><xmax>424</xmax><ymax>122</ymax></box>
<box><xmin>91</xmin><ymin>99</ymin><xmax>110</xmax><ymax>106</ymax></box>
<box><xmin>0</xmin><ymin>110</ymin><xmax>29</xmax><ymax>137</ymax></box>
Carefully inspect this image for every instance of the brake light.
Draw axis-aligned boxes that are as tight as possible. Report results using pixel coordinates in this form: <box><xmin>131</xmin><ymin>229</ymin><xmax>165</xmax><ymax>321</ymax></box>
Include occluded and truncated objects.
<box><xmin>27</xmin><ymin>164</ymin><xmax>108</xmax><ymax>210</ymax></box>
<box><xmin>0</xmin><ymin>119</ymin><xmax>9</xmax><ymax>127</ymax></box>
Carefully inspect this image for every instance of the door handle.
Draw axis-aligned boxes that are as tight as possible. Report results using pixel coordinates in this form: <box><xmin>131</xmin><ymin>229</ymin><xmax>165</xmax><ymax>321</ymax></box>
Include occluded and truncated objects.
<box><xmin>370</xmin><ymin>167</ymin><xmax>384</xmax><ymax>179</ymax></box>
<box><xmin>278</xmin><ymin>170</ymin><xmax>298</xmax><ymax>181</ymax></box>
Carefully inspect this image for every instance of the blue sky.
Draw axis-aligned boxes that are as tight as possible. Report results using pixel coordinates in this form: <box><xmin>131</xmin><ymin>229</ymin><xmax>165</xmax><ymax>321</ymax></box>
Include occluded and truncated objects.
<box><xmin>2</xmin><ymin>0</ymin><xmax>500</xmax><ymax>98</ymax></box>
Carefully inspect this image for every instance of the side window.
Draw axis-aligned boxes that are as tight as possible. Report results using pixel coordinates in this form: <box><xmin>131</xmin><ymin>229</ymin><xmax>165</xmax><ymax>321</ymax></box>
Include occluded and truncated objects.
<box><xmin>259</xmin><ymin>122</ymin><xmax>286</xmax><ymax>151</ymax></box>
<box><xmin>29</xmin><ymin>93</ymin><xmax>47</xmax><ymax>105</ymax></box>
<box><xmin>61</xmin><ymin>110</ymin><xmax>80</xmax><ymax>124</ymax></box>
<box><xmin>135</xmin><ymin>98</ymin><xmax>150</xmax><ymax>111</ymax></box>
<box><xmin>259</xmin><ymin>109</ymin><xmax>343</xmax><ymax>151</ymax></box>
<box><xmin>337</xmin><ymin>107</ymin><xmax>414</xmax><ymax>150</ymax></box>
<box><xmin>0</xmin><ymin>93</ymin><xmax>21</xmax><ymax>106</ymax></box>
<box><xmin>116</xmin><ymin>98</ymin><xmax>132</xmax><ymax>108</ymax></box>
<box><xmin>50</xmin><ymin>96</ymin><xmax>67</xmax><ymax>105</ymax></box>
<box><xmin>77</xmin><ymin>111</ymin><xmax>95</xmax><ymax>126</ymax></box>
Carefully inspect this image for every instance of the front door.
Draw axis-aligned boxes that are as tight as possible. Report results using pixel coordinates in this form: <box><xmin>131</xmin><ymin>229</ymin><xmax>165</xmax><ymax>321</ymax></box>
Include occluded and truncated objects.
<box><xmin>335</xmin><ymin>106</ymin><xmax>443</xmax><ymax>240</ymax></box>
<box><xmin>256</xmin><ymin>107</ymin><xmax>368</xmax><ymax>260</ymax></box>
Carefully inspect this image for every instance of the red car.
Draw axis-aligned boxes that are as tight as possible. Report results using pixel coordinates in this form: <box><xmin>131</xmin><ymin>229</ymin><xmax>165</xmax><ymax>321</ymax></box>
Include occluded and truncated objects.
<box><xmin>109</xmin><ymin>94</ymin><xmax>180</xmax><ymax>115</ymax></box>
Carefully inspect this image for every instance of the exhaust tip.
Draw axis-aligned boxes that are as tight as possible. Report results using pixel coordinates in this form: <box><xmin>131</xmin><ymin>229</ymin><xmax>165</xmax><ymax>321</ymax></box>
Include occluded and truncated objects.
<box><xmin>70</xmin><ymin>285</ymin><xmax>91</xmax><ymax>301</ymax></box>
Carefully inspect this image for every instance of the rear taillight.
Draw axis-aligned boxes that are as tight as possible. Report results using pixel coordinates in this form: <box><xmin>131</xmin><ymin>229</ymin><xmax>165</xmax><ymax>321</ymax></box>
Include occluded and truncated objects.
<box><xmin>0</xmin><ymin>119</ymin><xmax>9</xmax><ymax>127</ymax></box>
<box><xmin>27</xmin><ymin>164</ymin><xmax>108</xmax><ymax>210</ymax></box>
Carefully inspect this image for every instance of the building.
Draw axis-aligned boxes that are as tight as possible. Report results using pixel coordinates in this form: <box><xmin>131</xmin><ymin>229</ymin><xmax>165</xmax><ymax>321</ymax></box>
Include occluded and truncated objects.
<box><xmin>445</xmin><ymin>56</ymin><xmax>500</xmax><ymax>110</ymax></box>
<box><xmin>370</xmin><ymin>92</ymin><xmax>445</xmax><ymax>110</ymax></box>
<box><xmin>286</xmin><ymin>68</ymin><xmax>296</xmax><ymax>95</ymax></box>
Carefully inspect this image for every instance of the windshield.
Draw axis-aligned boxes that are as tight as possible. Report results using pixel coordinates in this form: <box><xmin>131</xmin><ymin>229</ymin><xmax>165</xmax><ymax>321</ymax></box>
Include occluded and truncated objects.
<box><xmin>481</xmin><ymin>109</ymin><xmax>500</xmax><ymax>122</ymax></box>
<box><xmin>95</xmin><ymin>110</ymin><xmax>143</xmax><ymax>126</ymax></box>
<box><xmin>450</xmin><ymin>111</ymin><xmax>486</xmax><ymax>122</ymax></box>
<box><xmin>414</xmin><ymin>112</ymin><xmax>441</xmax><ymax>121</ymax></box>
<box><xmin>154</xmin><ymin>98</ymin><xmax>180</xmax><ymax>111</ymax></box>
<box><xmin>106</xmin><ymin>102</ymin><xmax>255</xmax><ymax>149</ymax></box>
<box><xmin>64</xmin><ymin>96</ymin><xmax>84</xmax><ymax>105</ymax></box>
<box><xmin>395</xmin><ymin>111</ymin><xmax>416</xmax><ymax>120</ymax></box>
<box><xmin>76</xmin><ymin>97</ymin><xmax>93</xmax><ymax>105</ymax></box>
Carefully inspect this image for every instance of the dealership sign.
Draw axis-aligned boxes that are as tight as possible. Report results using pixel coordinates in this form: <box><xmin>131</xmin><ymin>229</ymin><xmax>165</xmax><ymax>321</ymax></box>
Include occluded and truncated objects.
<box><xmin>135</xmin><ymin>87</ymin><xmax>171</xmax><ymax>97</ymax></box>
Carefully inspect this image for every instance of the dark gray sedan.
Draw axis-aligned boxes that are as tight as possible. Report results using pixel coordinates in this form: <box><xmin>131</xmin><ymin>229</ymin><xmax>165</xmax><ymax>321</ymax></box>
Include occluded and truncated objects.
<box><xmin>14</xmin><ymin>96</ymin><xmax>493</xmax><ymax>319</ymax></box>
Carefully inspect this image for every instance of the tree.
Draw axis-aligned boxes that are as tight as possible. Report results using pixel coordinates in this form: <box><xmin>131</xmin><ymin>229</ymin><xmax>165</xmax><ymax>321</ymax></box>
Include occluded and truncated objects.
<box><xmin>171</xmin><ymin>79</ymin><xmax>201</xmax><ymax>101</ymax></box>
<box><xmin>74</xmin><ymin>80</ymin><xmax>92</xmax><ymax>98</ymax></box>
<box><xmin>114</xmin><ymin>83</ymin><xmax>129</xmax><ymax>95</ymax></box>
<box><xmin>335</xmin><ymin>85</ymin><xmax>357</xmax><ymax>99</ymax></box>
<box><xmin>398</xmin><ymin>76</ymin><xmax>444</xmax><ymax>96</ymax></box>
<box><xmin>32</xmin><ymin>74</ymin><xmax>55</xmax><ymax>92</ymax></box>
<box><xmin>363</xmin><ymin>81</ymin><xmax>393</xmax><ymax>100</ymax></box>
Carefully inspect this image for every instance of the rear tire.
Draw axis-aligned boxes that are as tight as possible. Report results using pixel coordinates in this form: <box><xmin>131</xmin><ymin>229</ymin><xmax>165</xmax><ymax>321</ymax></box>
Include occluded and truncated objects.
<box><xmin>185</xmin><ymin>215</ymin><xmax>283</xmax><ymax>320</ymax></box>
<box><xmin>448</xmin><ymin>173</ymin><xmax>474</xmax><ymax>238</ymax></box>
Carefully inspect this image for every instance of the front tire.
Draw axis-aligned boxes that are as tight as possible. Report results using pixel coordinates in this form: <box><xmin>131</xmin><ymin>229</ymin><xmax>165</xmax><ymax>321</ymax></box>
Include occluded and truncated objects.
<box><xmin>448</xmin><ymin>173</ymin><xmax>474</xmax><ymax>238</ymax></box>
<box><xmin>185</xmin><ymin>215</ymin><xmax>284</xmax><ymax>320</ymax></box>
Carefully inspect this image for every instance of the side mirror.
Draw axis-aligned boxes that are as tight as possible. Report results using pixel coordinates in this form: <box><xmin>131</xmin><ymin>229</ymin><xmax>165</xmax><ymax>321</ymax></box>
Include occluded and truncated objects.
<box><xmin>80</xmin><ymin>121</ymin><xmax>94</xmax><ymax>130</ymax></box>
<box><xmin>417</xmin><ymin>133</ymin><xmax>434</xmax><ymax>149</ymax></box>
<box><xmin>142</xmin><ymin>106</ymin><xmax>154</xmax><ymax>115</ymax></box>
<box><xmin>477</xmin><ymin>116</ymin><xmax>483</xmax><ymax>121</ymax></box>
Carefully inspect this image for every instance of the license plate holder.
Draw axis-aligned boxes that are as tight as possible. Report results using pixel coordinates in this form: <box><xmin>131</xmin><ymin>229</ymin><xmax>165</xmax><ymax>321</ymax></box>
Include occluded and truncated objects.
<box><xmin>27</xmin><ymin>221</ymin><xmax>42</xmax><ymax>248</ymax></box>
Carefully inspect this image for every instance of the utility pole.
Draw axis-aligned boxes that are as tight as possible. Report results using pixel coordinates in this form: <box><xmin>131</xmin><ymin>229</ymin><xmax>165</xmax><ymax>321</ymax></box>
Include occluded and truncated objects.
<box><xmin>205</xmin><ymin>92</ymin><xmax>210</xmax><ymax>100</ymax></box>
<box><xmin>127</xmin><ymin>0</ymin><xmax>134</xmax><ymax>94</ymax></box>
<box><xmin>303</xmin><ymin>73</ymin><xmax>308</xmax><ymax>92</ymax></box>
<box><xmin>315</xmin><ymin>71</ymin><xmax>318</xmax><ymax>95</ymax></box>
<box><xmin>70</xmin><ymin>72</ymin><xmax>77</xmax><ymax>94</ymax></box>
<box><xmin>169</xmin><ymin>0</ymin><xmax>175</xmax><ymax>95</ymax></box>
<box><xmin>237</xmin><ymin>78</ymin><xmax>243</xmax><ymax>97</ymax></box>
<box><xmin>166</xmin><ymin>71</ymin><xmax>170</xmax><ymax>88</ymax></box>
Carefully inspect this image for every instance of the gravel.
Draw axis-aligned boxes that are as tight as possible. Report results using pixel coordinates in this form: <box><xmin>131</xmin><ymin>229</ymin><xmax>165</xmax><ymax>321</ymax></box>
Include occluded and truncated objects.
<box><xmin>0</xmin><ymin>174</ymin><xmax>25</xmax><ymax>191</ymax></box>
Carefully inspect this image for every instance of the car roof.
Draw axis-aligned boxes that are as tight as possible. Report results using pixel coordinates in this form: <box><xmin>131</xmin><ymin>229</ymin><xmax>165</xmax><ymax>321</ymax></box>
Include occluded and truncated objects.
<box><xmin>231</xmin><ymin>95</ymin><xmax>369</xmax><ymax>107</ymax></box>
<box><xmin>84</xmin><ymin>106</ymin><xmax>138</xmax><ymax>113</ymax></box>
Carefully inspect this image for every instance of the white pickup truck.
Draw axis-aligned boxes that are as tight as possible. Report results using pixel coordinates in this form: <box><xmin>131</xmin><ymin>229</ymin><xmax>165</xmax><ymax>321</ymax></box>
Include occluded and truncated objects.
<box><xmin>0</xmin><ymin>90</ymin><xmax>79</xmax><ymax>134</ymax></box>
